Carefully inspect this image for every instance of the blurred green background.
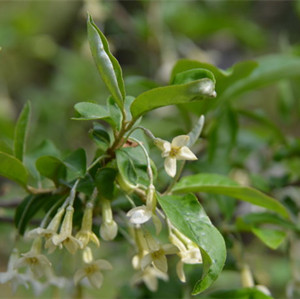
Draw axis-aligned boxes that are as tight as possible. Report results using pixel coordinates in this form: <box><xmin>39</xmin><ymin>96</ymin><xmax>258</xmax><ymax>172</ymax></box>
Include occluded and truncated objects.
<box><xmin>1</xmin><ymin>1</ymin><xmax>300</xmax><ymax>298</ymax></box>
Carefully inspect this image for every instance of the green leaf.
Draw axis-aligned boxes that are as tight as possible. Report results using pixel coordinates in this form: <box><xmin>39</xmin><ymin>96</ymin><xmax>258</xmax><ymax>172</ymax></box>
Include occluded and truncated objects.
<box><xmin>187</xmin><ymin>115</ymin><xmax>205</xmax><ymax>147</ymax></box>
<box><xmin>236</xmin><ymin>212</ymin><xmax>298</xmax><ymax>232</ymax></box>
<box><xmin>15</xmin><ymin>194</ymin><xmax>62</xmax><ymax>235</ymax></box>
<box><xmin>73</xmin><ymin>102</ymin><xmax>110</xmax><ymax>120</ymax></box>
<box><xmin>89</xmin><ymin>123</ymin><xmax>111</xmax><ymax>152</ymax></box>
<box><xmin>130</xmin><ymin>78</ymin><xmax>216</xmax><ymax>119</ymax></box>
<box><xmin>251</xmin><ymin>227</ymin><xmax>286</xmax><ymax>250</ymax></box>
<box><xmin>36</xmin><ymin>156</ymin><xmax>66</xmax><ymax>186</ymax></box>
<box><xmin>64</xmin><ymin>148</ymin><xmax>86</xmax><ymax>178</ymax></box>
<box><xmin>157</xmin><ymin>193</ymin><xmax>226</xmax><ymax>295</ymax></box>
<box><xmin>0</xmin><ymin>152</ymin><xmax>28</xmax><ymax>187</ymax></box>
<box><xmin>13</xmin><ymin>101</ymin><xmax>31</xmax><ymax>161</ymax></box>
<box><xmin>172</xmin><ymin>173</ymin><xmax>289</xmax><ymax>218</ymax></box>
<box><xmin>87</xmin><ymin>15</ymin><xmax>125</xmax><ymax>108</ymax></box>
<box><xmin>220</xmin><ymin>54</ymin><xmax>300</xmax><ymax>103</ymax></box>
<box><xmin>116</xmin><ymin>149</ymin><xmax>138</xmax><ymax>187</ymax></box>
<box><xmin>95</xmin><ymin>168</ymin><xmax>117</xmax><ymax>200</ymax></box>
<box><xmin>208</xmin><ymin>287</ymin><xmax>273</xmax><ymax>299</ymax></box>
<box><xmin>107</xmin><ymin>96</ymin><xmax>122</xmax><ymax>130</ymax></box>
<box><xmin>171</xmin><ymin>68</ymin><xmax>216</xmax><ymax>85</ymax></box>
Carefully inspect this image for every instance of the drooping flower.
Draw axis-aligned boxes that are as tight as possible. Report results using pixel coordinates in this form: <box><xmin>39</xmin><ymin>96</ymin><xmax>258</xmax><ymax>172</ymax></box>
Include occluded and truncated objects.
<box><xmin>154</xmin><ymin>135</ymin><xmax>197</xmax><ymax>177</ymax></box>
<box><xmin>51</xmin><ymin>206</ymin><xmax>82</xmax><ymax>254</ymax></box>
<box><xmin>74</xmin><ymin>258</ymin><xmax>112</xmax><ymax>289</ymax></box>
<box><xmin>26</xmin><ymin>208</ymin><xmax>65</xmax><ymax>249</ymax></box>
<box><xmin>0</xmin><ymin>249</ymin><xmax>29</xmax><ymax>292</ymax></box>
<box><xmin>100</xmin><ymin>199</ymin><xmax>118</xmax><ymax>241</ymax></box>
<box><xmin>75</xmin><ymin>202</ymin><xmax>100</xmax><ymax>248</ymax></box>
<box><xmin>14</xmin><ymin>238</ymin><xmax>52</xmax><ymax>278</ymax></box>
<box><xmin>169</xmin><ymin>229</ymin><xmax>202</xmax><ymax>282</ymax></box>
<box><xmin>141</xmin><ymin>232</ymin><xmax>178</xmax><ymax>273</ymax></box>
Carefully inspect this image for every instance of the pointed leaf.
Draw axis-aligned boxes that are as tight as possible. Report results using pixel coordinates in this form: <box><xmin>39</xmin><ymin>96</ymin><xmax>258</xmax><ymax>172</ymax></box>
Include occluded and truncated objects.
<box><xmin>0</xmin><ymin>152</ymin><xmax>28</xmax><ymax>187</ymax></box>
<box><xmin>130</xmin><ymin>78</ymin><xmax>216</xmax><ymax>119</ymax></box>
<box><xmin>87</xmin><ymin>15</ymin><xmax>125</xmax><ymax>108</ymax></box>
<box><xmin>251</xmin><ymin>227</ymin><xmax>286</xmax><ymax>250</ymax></box>
<box><xmin>73</xmin><ymin>102</ymin><xmax>110</xmax><ymax>120</ymax></box>
<box><xmin>173</xmin><ymin>173</ymin><xmax>289</xmax><ymax>218</ymax></box>
<box><xmin>157</xmin><ymin>193</ymin><xmax>226</xmax><ymax>295</ymax></box>
<box><xmin>14</xmin><ymin>101</ymin><xmax>31</xmax><ymax>161</ymax></box>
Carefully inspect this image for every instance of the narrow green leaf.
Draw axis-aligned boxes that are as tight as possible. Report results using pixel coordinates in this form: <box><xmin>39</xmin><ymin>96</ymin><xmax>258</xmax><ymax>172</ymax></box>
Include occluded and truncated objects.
<box><xmin>157</xmin><ymin>193</ymin><xmax>226</xmax><ymax>295</ymax></box>
<box><xmin>14</xmin><ymin>101</ymin><xmax>31</xmax><ymax>161</ymax></box>
<box><xmin>73</xmin><ymin>102</ymin><xmax>110</xmax><ymax>120</ymax></box>
<box><xmin>173</xmin><ymin>173</ymin><xmax>289</xmax><ymax>218</ymax></box>
<box><xmin>187</xmin><ymin>115</ymin><xmax>205</xmax><ymax>147</ymax></box>
<box><xmin>130</xmin><ymin>78</ymin><xmax>216</xmax><ymax>119</ymax></box>
<box><xmin>36</xmin><ymin>156</ymin><xmax>66</xmax><ymax>186</ymax></box>
<box><xmin>87</xmin><ymin>15</ymin><xmax>125</xmax><ymax>108</ymax></box>
<box><xmin>64</xmin><ymin>148</ymin><xmax>86</xmax><ymax>178</ymax></box>
<box><xmin>0</xmin><ymin>152</ymin><xmax>28</xmax><ymax>187</ymax></box>
<box><xmin>252</xmin><ymin>227</ymin><xmax>286</xmax><ymax>250</ymax></box>
<box><xmin>107</xmin><ymin>96</ymin><xmax>122</xmax><ymax>130</ymax></box>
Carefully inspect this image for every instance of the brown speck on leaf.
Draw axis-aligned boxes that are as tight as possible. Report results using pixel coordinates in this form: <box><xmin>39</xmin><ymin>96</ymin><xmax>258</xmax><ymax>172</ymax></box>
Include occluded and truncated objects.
<box><xmin>122</xmin><ymin>139</ymin><xmax>139</xmax><ymax>148</ymax></box>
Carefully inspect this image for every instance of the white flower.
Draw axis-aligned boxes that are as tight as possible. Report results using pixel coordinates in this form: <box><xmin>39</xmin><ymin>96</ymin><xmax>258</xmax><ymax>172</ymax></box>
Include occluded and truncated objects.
<box><xmin>141</xmin><ymin>233</ymin><xmax>178</xmax><ymax>273</ymax></box>
<box><xmin>154</xmin><ymin>135</ymin><xmax>197</xmax><ymax>177</ymax></box>
<box><xmin>74</xmin><ymin>259</ymin><xmax>112</xmax><ymax>289</ymax></box>
<box><xmin>51</xmin><ymin>206</ymin><xmax>83</xmax><ymax>254</ymax></box>
<box><xmin>0</xmin><ymin>249</ymin><xmax>29</xmax><ymax>292</ymax></box>
<box><xmin>14</xmin><ymin>239</ymin><xmax>52</xmax><ymax>278</ymax></box>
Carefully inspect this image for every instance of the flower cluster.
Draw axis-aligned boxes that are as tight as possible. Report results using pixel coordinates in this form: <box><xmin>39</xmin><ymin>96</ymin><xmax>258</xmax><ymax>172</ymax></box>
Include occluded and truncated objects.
<box><xmin>1</xmin><ymin>131</ymin><xmax>202</xmax><ymax>295</ymax></box>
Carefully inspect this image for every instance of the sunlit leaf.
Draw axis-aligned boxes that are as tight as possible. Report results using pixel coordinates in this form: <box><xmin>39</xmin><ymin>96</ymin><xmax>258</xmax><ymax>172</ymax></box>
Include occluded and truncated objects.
<box><xmin>87</xmin><ymin>15</ymin><xmax>125</xmax><ymax>108</ymax></box>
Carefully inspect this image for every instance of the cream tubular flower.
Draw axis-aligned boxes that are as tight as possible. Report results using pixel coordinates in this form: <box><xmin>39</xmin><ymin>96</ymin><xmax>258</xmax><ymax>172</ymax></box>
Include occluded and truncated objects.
<box><xmin>26</xmin><ymin>208</ymin><xmax>65</xmax><ymax>242</ymax></box>
<box><xmin>100</xmin><ymin>199</ymin><xmax>118</xmax><ymax>241</ymax></box>
<box><xmin>169</xmin><ymin>228</ymin><xmax>202</xmax><ymax>282</ymax></box>
<box><xmin>14</xmin><ymin>239</ymin><xmax>52</xmax><ymax>278</ymax></box>
<box><xmin>154</xmin><ymin>135</ymin><xmax>197</xmax><ymax>177</ymax></box>
<box><xmin>75</xmin><ymin>202</ymin><xmax>100</xmax><ymax>248</ymax></box>
<box><xmin>74</xmin><ymin>259</ymin><xmax>112</xmax><ymax>289</ymax></box>
<box><xmin>141</xmin><ymin>233</ymin><xmax>178</xmax><ymax>273</ymax></box>
<box><xmin>51</xmin><ymin>206</ymin><xmax>82</xmax><ymax>254</ymax></box>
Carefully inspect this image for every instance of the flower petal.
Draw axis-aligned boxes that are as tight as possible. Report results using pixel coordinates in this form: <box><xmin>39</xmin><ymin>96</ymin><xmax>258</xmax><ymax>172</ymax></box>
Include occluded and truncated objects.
<box><xmin>153</xmin><ymin>253</ymin><xmax>168</xmax><ymax>273</ymax></box>
<box><xmin>127</xmin><ymin>206</ymin><xmax>152</xmax><ymax>224</ymax></box>
<box><xmin>141</xmin><ymin>254</ymin><xmax>152</xmax><ymax>270</ymax></box>
<box><xmin>88</xmin><ymin>271</ymin><xmax>103</xmax><ymax>289</ymax></box>
<box><xmin>172</xmin><ymin>135</ymin><xmax>189</xmax><ymax>147</ymax></box>
<box><xmin>94</xmin><ymin>259</ymin><xmax>113</xmax><ymax>271</ymax></box>
<box><xmin>164</xmin><ymin>157</ymin><xmax>176</xmax><ymax>177</ymax></box>
<box><xmin>74</xmin><ymin>269</ymin><xmax>86</xmax><ymax>285</ymax></box>
<box><xmin>143</xmin><ymin>270</ymin><xmax>158</xmax><ymax>292</ymax></box>
<box><xmin>162</xmin><ymin>244</ymin><xmax>179</xmax><ymax>255</ymax></box>
<box><xmin>176</xmin><ymin>260</ymin><xmax>186</xmax><ymax>283</ymax></box>
<box><xmin>176</xmin><ymin>146</ymin><xmax>197</xmax><ymax>160</ymax></box>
